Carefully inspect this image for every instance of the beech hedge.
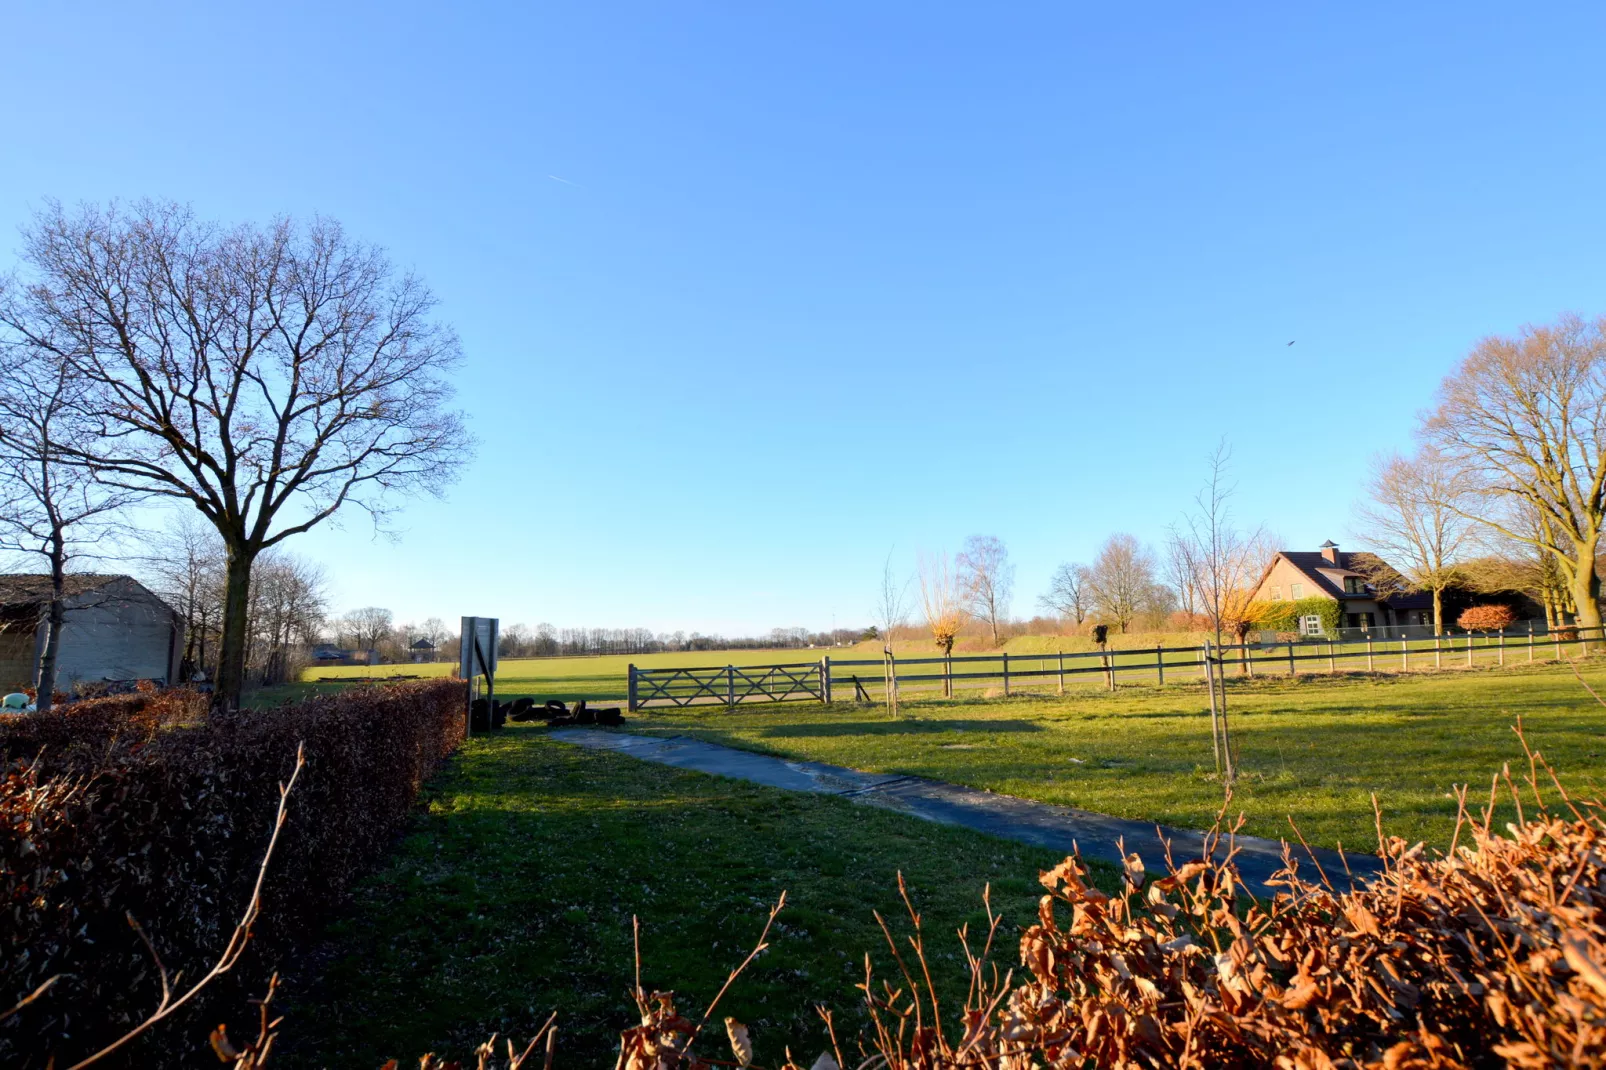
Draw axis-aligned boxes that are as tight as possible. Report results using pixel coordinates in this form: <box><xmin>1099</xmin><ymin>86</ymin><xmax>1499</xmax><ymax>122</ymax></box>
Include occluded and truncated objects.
<box><xmin>0</xmin><ymin>678</ymin><xmax>465</xmax><ymax>1068</ymax></box>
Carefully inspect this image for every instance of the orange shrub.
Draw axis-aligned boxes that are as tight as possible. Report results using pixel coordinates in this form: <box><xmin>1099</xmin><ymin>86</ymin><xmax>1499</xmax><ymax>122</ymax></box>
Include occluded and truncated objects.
<box><xmin>1457</xmin><ymin>603</ymin><xmax>1516</xmax><ymax>632</ymax></box>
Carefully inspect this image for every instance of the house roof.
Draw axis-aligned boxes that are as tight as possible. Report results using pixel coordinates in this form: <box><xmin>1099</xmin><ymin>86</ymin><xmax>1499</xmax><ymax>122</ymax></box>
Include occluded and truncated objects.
<box><xmin>1262</xmin><ymin>548</ymin><xmax>1433</xmax><ymax>610</ymax></box>
<box><xmin>0</xmin><ymin>574</ymin><xmax>123</xmax><ymax>605</ymax></box>
<box><xmin>0</xmin><ymin>574</ymin><xmax>180</xmax><ymax>616</ymax></box>
<box><xmin>410</xmin><ymin>638</ymin><xmax>437</xmax><ymax>648</ymax></box>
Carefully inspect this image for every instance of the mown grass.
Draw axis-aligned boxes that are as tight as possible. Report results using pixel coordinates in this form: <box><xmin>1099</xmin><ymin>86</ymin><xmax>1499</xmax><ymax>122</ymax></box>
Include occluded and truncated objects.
<box><xmin>280</xmin><ymin>727</ymin><xmax>1113</xmax><ymax>1069</ymax></box>
<box><xmin>638</xmin><ymin>659</ymin><xmax>1606</xmax><ymax>853</ymax></box>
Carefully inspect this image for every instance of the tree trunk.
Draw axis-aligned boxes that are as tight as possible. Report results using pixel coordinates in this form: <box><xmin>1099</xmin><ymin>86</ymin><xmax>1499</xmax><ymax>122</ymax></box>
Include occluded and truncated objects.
<box><xmin>34</xmin><ymin>538</ymin><xmax>68</xmax><ymax>713</ymax></box>
<box><xmin>215</xmin><ymin>545</ymin><xmax>256</xmax><ymax>711</ymax></box>
<box><xmin>1431</xmin><ymin>587</ymin><xmax>1443</xmax><ymax>635</ymax></box>
<box><xmin>1573</xmin><ymin>548</ymin><xmax>1603</xmax><ymax>631</ymax></box>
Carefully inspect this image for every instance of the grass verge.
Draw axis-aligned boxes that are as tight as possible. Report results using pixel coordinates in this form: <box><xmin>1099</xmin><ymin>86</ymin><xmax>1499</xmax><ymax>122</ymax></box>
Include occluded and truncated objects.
<box><xmin>279</xmin><ymin>726</ymin><xmax>1114</xmax><ymax>1068</ymax></box>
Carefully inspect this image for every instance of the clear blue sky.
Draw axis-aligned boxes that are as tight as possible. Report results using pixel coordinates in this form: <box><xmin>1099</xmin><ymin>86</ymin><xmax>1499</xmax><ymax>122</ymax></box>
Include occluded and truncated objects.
<box><xmin>3</xmin><ymin>3</ymin><xmax>1604</xmax><ymax>634</ymax></box>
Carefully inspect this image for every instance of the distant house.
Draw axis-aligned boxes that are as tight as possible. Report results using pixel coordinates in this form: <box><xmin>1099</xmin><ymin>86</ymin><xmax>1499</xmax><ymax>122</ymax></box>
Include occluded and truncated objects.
<box><xmin>409</xmin><ymin>637</ymin><xmax>437</xmax><ymax>662</ymax></box>
<box><xmin>0</xmin><ymin>574</ymin><xmax>184</xmax><ymax>692</ymax></box>
<box><xmin>1248</xmin><ymin>541</ymin><xmax>1432</xmax><ymax>637</ymax></box>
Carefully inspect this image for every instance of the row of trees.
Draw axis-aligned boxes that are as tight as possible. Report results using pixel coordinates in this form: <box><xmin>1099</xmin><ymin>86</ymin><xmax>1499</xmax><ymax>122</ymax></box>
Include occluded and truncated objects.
<box><xmin>0</xmin><ymin>200</ymin><xmax>470</xmax><ymax>709</ymax></box>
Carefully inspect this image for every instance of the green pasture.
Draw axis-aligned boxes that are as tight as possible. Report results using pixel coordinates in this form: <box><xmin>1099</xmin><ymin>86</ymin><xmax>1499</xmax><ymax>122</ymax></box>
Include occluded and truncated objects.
<box><xmin>280</xmin><ymin>728</ymin><xmax>1106</xmax><ymax>1068</ymax></box>
<box><xmin>637</xmin><ymin>659</ymin><xmax>1606</xmax><ymax>854</ymax></box>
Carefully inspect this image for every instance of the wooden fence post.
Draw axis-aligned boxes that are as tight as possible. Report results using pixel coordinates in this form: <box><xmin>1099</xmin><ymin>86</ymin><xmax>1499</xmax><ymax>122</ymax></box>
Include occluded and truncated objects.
<box><xmin>1156</xmin><ymin>644</ymin><xmax>1164</xmax><ymax>687</ymax></box>
<box><xmin>1057</xmin><ymin>650</ymin><xmax>1065</xmax><ymax>695</ymax></box>
<box><xmin>820</xmin><ymin>656</ymin><xmax>832</xmax><ymax>704</ymax></box>
<box><xmin>1002</xmin><ymin>651</ymin><xmax>1011</xmax><ymax>697</ymax></box>
<box><xmin>1401</xmin><ymin>639</ymin><xmax>1409</xmax><ymax>672</ymax></box>
<box><xmin>1105</xmin><ymin>646</ymin><xmax>1115</xmax><ymax>691</ymax></box>
<box><xmin>1328</xmin><ymin>640</ymin><xmax>1336</xmax><ymax>673</ymax></box>
<box><xmin>1367</xmin><ymin>637</ymin><xmax>1374</xmax><ymax>673</ymax></box>
<box><xmin>889</xmin><ymin>652</ymin><xmax>899</xmax><ymax>714</ymax></box>
<box><xmin>1287</xmin><ymin>641</ymin><xmax>1296</xmax><ymax>677</ymax></box>
<box><xmin>1434</xmin><ymin>635</ymin><xmax>1442</xmax><ymax>669</ymax></box>
<box><xmin>1499</xmin><ymin>631</ymin><xmax>1505</xmax><ymax>666</ymax></box>
<box><xmin>944</xmin><ymin>653</ymin><xmax>952</xmax><ymax>698</ymax></box>
<box><xmin>1556</xmin><ymin>628</ymin><xmax>1563</xmax><ymax>661</ymax></box>
<box><xmin>727</xmin><ymin>665</ymin><xmax>736</xmax><ymax>709</ymax></box>
<box><xmin>1466</xmin><ymin>634</ymin><xmax>1473</xmax><ymax>667</ymax></box>
<box><xmin>628</xmin><ymin>664</ymin><xmax>638</xmax><ymax>713</ymax></box>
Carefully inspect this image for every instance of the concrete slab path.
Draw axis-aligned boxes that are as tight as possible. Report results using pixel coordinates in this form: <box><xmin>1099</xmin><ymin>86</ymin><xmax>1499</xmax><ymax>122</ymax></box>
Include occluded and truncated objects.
<box><xmin>547</xmin><ymin>728</ymin><xmax>1382</xmax><ymax>893</ymax></box>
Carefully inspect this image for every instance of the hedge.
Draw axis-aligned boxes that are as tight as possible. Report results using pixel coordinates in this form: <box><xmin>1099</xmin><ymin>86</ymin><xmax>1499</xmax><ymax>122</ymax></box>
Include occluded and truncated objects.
<box><xmin>0</xmin><ymin>678</ymin><xmax>465</xmax><ymax>1067</ymax></box>
<box><xmin>1246</xmin><ymin>596</ymin><xmax>1342</xmax><ymax>636</ymax></box>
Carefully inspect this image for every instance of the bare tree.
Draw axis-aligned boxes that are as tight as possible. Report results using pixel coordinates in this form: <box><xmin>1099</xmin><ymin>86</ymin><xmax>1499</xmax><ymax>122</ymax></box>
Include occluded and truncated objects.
<box><xmin>419</xmin><ymin>616</ymin><xmax>450</xmax><ymax>660</ymax></box>
<box><xmin>340</xmin><ymin>606</ymin><xmax>394</xmax><ymax>655</ymax></box>
<box><xmin>0</xmin><ymin>346</ymin><xmax>135</xmax><ymax>710</ymax></box>
<box><xmin>246</xmin><ymin>552</ymin><xmax>326</xmax><ymax>684</ymax></box>
<box><xmin>1038</xmin><ymin>562</ymin><xmax>1090</xmax><ymax>625</ymax></box>
<box><xmin>871</xmin><ymin>549</ymin><xmax>912</xmax><ymax>646</ymax></box>
<box><xmin>1424</xmin><ymin>313</ymin><xmax>1606</xmax><ymax>632</ymax></box>
<box><xmin>1163</xmin><ymin>531</ymin><xmax>1201</xmax><ymax>619</ymax></box>
<box><xmin>0</xmin><ymin>200</ymin><xmax>471</xmax><ymax>708</ymax></box>
<box><xmin>1352</xmin><ymin>447</ymin><xmax>1480</xmax><ymax>633</ymax></box>
<box><xmin>917</xmin><ymin>551</ymin><xmax>967</xmax><ymax>657</ymax></box>
<box><xmin>956</xmin><ymin>535</ymin><xmax>1014</xmax><ymax>646</ymax></box>
<box><xmin>141</xmin><ymin>515</ymin><xmax>226</xmax><ymax>682</ymax></box>
<box><xmin>1177</xmin><ymin>441</ymin><xmax>1270</xmax><ymax>647</ymax></box>
<box><xmin>1082</xmin><ymin>534</ymin><xmax>1159</xmax><ymax>633</ymax></box>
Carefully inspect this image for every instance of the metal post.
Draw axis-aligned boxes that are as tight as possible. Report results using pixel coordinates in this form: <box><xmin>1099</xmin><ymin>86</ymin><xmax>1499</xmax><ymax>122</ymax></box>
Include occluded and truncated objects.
<box><xmin>1002</xmin><ymin>651</ymin><xmax>1010</xmax><ymax>696</ymax></box>
<box><xmin>1156</xmin><ymin>643</ymin><xmax>1164</xmax><ymax>687</ymax></box>
<box><xmin>628</xmin><ymin>664</ymin><xmax>638</xmax><ymax>713</ymax></box>
<box><xmin>1057</xmin><ymin>649</ymin><xmax>1065</xmax><ymax>694</ymax></box>
<box><xmin>820</xmin><ymin>656</ymin><xmax>832</xmax><ymax>704</ymax></box>
<box><xmin>727</xmin><ymin>665</ymin><xmax>736</xmax><ymax>709</ymax></box>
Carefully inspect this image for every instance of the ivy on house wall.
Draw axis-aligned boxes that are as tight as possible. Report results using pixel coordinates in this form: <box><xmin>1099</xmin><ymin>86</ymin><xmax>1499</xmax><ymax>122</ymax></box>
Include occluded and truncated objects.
<box><xmin>1247</xmin><ymin>597</ymin><xmax>1343</xmax><ymax>636</ymax></box>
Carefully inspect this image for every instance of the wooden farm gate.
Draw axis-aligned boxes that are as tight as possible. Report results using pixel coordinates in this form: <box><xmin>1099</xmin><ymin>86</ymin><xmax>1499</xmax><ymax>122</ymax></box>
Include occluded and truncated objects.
<box><xmin>628</xmin><ymin>661</ymin><xmax>826</xmax><ymax>710</ymax></box>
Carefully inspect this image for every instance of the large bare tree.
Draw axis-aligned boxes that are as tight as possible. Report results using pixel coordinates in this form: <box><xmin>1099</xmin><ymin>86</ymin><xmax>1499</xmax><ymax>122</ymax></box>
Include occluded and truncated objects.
<box><xmin>0</xmin><ymin>201</ymin><xmax>471</xmax><ymax>708</ymax></box>
<box><xmin>956</xmin><ymin>534</ymin><xmax>1014</xmax><ymax>646</ymax></box>
<box><xmin>1038</xmin><ymin>561</ymin><xmax>1090</xmax><ymax>625</ymax></box>
<box><xmin>0</xmin><ymin>346</ymin><xmax>135</xmax><ymax>710</ymax></box>
<box><xmin>1424</xmin><ymin>313</ymin><xmax>1606</xmax><ymax>632</ymax></box>
<box><xmin>1082</xmin><ymin>534</ymin><xmax>1159</xmax><ymax>634</ymax></box>
<box><xmin>1352</xmin><ymin>447</ymin><xmax>1480</xmax><ymax>633</ymax></box>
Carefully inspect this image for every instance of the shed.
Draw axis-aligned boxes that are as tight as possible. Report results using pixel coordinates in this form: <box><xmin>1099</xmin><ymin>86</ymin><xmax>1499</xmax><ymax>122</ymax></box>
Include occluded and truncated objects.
<box><xmin>0</xmin><ymin>574</ymin><xmax>184</xmax><ymax>692</ymax></box>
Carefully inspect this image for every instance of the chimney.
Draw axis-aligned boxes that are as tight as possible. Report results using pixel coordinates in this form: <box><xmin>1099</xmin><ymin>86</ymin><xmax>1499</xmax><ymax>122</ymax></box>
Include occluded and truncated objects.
<box><xmin>1319</xmin><ymin>539</ymin><xmax>1340</xmax><ymax>564</ymax></box>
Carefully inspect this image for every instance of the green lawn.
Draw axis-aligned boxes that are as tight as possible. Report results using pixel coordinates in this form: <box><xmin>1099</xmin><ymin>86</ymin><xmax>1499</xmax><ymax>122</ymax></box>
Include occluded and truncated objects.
<box><xmin>632</xmin><ymin>659</ymin><xmax>1606</xmax><ymax>853</ymax></box>
<box><xmin>279</xmin><ymin>727</ymin><xmax>1112</xmax><ymax>1069</ymax></box>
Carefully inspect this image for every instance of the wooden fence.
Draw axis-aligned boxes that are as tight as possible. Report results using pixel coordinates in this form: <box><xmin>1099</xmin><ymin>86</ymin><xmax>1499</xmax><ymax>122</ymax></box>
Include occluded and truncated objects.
<box><xmin>626</xmin><ymin>623</ymin><xmax>1606</xmax><ymax>711</ymax></box>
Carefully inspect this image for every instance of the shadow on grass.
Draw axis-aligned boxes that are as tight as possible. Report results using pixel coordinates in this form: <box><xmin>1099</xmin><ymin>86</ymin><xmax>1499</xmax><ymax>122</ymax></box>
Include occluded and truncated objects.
<box><xmin>756</xmin><ymin>718</ymin><xmax>1045</xmax><ymax>738</ymax></box>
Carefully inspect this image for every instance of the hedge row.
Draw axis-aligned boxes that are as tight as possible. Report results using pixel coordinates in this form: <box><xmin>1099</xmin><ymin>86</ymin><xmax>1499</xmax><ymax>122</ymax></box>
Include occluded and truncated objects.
<box><xmin>0</xmin><ymin>678</ymin><xmax>466</xmax><ymax>1068</ymax></box>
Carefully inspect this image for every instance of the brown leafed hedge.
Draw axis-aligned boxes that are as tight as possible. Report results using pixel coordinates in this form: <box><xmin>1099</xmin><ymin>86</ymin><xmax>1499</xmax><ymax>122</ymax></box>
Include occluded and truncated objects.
<box><xmin>0</xmin><ymin>678</ymin><xmax>465</xmax><ymax>1068</ymax></box>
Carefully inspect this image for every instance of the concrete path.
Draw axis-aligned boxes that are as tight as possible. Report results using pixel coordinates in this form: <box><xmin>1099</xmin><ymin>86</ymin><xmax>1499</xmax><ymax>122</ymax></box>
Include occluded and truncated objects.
<box><xmin>547</xmin><ymin>728</ymin><xmax>1382</xmax><ymax>893</ymax></box>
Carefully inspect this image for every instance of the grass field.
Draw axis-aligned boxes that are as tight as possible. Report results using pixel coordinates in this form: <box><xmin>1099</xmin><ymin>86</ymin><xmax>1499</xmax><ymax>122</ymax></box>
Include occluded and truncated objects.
<box><xmin>279</xmin><ymin>727</ymin><xmax>1108</xmax><ymax>1068</ymax></box>
<box><xmin>636</xmin><ymin>659</ymin><xmax>1606</xmax><ymax>853</ymax></box>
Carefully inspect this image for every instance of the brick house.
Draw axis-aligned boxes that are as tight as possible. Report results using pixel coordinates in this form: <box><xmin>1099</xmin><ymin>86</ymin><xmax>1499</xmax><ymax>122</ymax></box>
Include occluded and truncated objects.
<box><xmin>1247</xmin><ymin>541</ymin><xmax>1433</xmax><ymax>637</ymax></box>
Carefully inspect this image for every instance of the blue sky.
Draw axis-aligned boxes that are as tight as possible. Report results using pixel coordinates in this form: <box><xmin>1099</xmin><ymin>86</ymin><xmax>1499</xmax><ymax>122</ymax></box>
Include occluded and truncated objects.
<box><xmin>3</xmin><ymin>3</ymin><xmax>1605</xmax><ymax>633</ymax></box>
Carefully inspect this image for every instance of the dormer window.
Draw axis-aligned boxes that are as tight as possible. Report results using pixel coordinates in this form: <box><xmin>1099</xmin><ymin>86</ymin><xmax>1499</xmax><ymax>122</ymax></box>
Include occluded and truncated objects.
<box><xmin>1344</xmin><ymin>576</ymin><xmax>1364</xmax><ymax>594</ymax></box>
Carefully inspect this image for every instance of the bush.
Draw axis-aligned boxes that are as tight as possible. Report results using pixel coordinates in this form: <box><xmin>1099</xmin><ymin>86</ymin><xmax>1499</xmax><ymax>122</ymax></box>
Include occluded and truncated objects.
<box><xmin>0</xmin><ymin>678</ymin><xmax>465</xmax><ymax>1068</ymax></box>
<box><xmin>1457</xmin><ymin>603</ymin><xmax>1516</xmax><ymax>632</ymax></box>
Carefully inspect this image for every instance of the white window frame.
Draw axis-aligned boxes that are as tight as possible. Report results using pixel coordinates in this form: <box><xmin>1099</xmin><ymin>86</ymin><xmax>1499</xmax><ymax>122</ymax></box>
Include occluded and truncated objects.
<box><xmin>1290</xmin><ymin>582</ymin><xmax>1304</xmax><ymax>599</ymax></box>
<box><xmin>1300</xmin><ymin>614</ymin><xmax>1323</xmax><ymax>636</ymax></box>
<box><xmin>1269</xmin><ymin>586</ymin><xmax>1282</xmax><ymax>601</ymax></box>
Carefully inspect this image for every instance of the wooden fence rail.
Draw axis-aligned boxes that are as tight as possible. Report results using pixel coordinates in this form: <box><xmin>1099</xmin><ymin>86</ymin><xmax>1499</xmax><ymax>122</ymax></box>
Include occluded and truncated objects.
<box><xmin>625</xmin><ymin>623</ymin><xmax>1605</xmax><ymax>712</ymax></box>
